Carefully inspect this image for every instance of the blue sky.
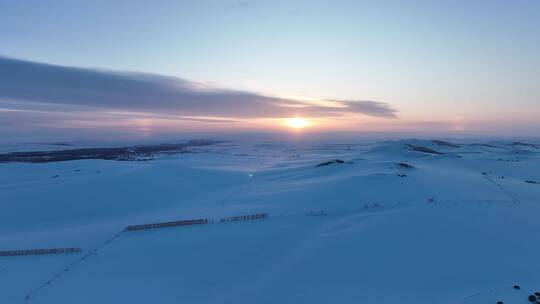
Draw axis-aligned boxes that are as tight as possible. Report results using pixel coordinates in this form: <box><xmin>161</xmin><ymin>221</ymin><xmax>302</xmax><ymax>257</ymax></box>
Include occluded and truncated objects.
<box><xmin>1</xmin><ymin>0</ymin><xmax>539</xmax><ymax>141</ymax></box>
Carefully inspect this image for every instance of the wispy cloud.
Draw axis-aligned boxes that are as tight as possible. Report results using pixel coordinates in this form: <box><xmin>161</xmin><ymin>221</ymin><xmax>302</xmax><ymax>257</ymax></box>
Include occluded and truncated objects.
<box><xmin>0</xmin><ymin>56</ymin><xmax>397</xmax><ymax>120</ymax></box>
<box><xmin>225</xmin><ymin>0</ymin><xmax>258</xmax><ymax>9</ymax></box>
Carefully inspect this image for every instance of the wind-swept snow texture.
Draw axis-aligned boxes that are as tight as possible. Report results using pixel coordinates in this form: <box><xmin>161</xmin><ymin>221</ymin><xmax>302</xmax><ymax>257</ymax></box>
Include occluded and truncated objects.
<box><xmin>1</xmin><ymin>139</ymin><xmax>539</xmax><ymax>304</ymax></box>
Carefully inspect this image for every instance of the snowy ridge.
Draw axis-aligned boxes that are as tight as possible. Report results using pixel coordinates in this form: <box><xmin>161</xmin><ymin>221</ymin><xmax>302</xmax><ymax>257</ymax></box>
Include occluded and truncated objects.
<box><xmin>1</xmin><ymin>139</ymin><xmax>539</xmax><ymax>303</ymax></box>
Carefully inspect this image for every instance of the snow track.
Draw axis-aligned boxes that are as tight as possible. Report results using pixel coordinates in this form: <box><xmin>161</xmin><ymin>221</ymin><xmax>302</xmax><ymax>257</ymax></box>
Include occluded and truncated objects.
<box><xmin>20</xmin><ymin>230</ymin><xmax>126</xmax><ymax>303</ymax></box>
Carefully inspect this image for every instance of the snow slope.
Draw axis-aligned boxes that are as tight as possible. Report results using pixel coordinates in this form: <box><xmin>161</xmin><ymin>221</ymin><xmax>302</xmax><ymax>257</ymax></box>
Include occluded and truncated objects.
<box><xmin>1</xmin><ymin>139</ymin><xmax>539</xmax><ymax>304</ymax></box>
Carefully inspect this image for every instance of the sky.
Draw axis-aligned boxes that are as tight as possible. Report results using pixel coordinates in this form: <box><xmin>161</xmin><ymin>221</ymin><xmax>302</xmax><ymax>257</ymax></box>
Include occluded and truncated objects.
<box><xmin>1</xmin><ymin>0</ymin><xmax>539</xmax><ymax>142</ymax></box>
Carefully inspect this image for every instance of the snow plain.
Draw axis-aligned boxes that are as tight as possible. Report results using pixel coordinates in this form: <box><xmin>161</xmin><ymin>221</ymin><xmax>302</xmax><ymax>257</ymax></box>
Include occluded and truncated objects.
<box><xmin>1</xmin><ymin>139</ymin><xmax>539</xmax><ymax>304</ymax></box>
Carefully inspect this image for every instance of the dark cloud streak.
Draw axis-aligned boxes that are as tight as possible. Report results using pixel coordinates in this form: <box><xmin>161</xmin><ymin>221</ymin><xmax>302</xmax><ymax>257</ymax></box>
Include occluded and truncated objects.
<box><xmin>0</xmin><ymin>56</ymin><xmax>397</xmax><ymax>119</ymax></box>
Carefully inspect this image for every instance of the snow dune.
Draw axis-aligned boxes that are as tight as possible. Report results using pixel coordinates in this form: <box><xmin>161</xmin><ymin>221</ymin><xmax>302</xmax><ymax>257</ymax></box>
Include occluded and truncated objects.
<box><xmin>1</xmin><ymin>139</ymin><xmax>539</xmax><ymax>304</ymax></box>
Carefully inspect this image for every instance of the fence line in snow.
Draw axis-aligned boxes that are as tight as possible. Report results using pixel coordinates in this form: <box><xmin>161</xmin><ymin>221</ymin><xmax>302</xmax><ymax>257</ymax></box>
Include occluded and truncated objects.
<box><xmin>219</xmin><ymin>213</ymin><xmax>268</xmax><ymax>223</ymax></box>
<box><xmin>125</xmin><ymin>219</ymin><xmax>209</xmax><ymax>231</ymax></box>
<box><xmin>0</xmin><ymin>247</ymin><xmax>81</xmax><ymax>257</ymax></box>
<box><xmin>19</xmin><ymin>213</ymin><xmax>270</xmax><ymax>301</ymax></box>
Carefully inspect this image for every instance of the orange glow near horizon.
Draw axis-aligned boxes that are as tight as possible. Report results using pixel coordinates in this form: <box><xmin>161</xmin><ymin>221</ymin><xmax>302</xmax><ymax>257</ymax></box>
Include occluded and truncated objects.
<box><xmin>285</xmin><ymin>117</ymin><xmax>312</xmax><ymax>129</ymax></box>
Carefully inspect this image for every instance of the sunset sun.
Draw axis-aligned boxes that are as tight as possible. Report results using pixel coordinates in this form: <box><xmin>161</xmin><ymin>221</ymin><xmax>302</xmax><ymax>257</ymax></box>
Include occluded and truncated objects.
<box><xmin>285</xmin><ymin>117</ymin><xmax>312</xmax><ymax>129</ymax></box>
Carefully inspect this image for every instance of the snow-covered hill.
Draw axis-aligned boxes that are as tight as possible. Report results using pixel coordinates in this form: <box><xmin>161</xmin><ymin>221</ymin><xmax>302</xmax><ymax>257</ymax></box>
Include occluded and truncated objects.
<box><xmin>1</xmin><ymin>139</ymin><xmax>539</xmax><ymax>304</ymax></box>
